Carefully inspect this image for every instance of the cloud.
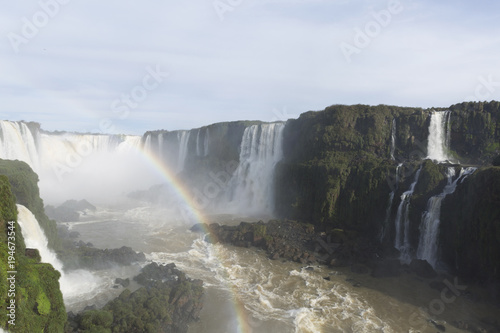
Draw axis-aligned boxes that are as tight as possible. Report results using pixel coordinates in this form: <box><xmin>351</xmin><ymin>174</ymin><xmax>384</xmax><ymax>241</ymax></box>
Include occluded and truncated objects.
<box><xmin>1</xmin><ymin>0</ymin><xmax>499</xmax><ymax>133</ymax></box>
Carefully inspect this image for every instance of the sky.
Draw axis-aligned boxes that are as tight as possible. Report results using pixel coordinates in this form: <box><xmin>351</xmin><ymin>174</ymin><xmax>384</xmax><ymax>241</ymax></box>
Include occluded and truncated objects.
<box><xmin>1</xmin><ymin>0</ymin><xmax>500</xmax><ymax>135</ymax></box>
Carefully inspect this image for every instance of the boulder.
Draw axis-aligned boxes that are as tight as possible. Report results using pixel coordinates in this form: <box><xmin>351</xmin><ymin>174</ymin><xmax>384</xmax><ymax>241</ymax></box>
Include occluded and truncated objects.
<box><xmin>409</xmin><ymin>259</ymin><xmax>437</xmax><ymax>279</ymax></box>
<box><xmin>371</xmin><ymin>259</ymin><xmax>402</xmax><ymax>278</ymax></box>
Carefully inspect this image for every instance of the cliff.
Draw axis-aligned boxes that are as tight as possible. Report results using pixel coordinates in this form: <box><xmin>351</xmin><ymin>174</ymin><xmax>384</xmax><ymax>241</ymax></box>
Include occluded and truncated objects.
<box><xmin>0</xmin><ymin>174</ymin><xmax>66</xmax><ymax>332</ymax></box>
<box><xmin>0</xmin><ymin>159</ymin><xmax>61</xmax><ymax>251</ymax></box>
<box><xmin>440</xmin><ymin>167</ymin><xmax>500</xmax><ymax>288</ymax></box>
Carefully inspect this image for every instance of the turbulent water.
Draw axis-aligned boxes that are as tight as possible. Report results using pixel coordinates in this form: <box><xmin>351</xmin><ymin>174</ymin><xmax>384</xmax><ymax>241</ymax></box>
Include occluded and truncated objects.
<box><xmin>60</xmin><ymin>203</ymin><xmax>497</xmax><ymax>333</ymax></box>
<box><xmin>16</xmin><ymin>204</ymin><xmax>110</xmax><ymax>308</ymax></box>
<box><xmin>2</xmin><ymin>119</ymin><xmax>499</xmax><ymax>332</ymax></box>
<box><xmin>427</xmin><ymin>111</ymin><xmax>452</xmax><ymax>162</ymax></box>
<box><xmin>223</xmin><ymin>123</ymin><xmax>285</xmax><ymax>216</ymax></box>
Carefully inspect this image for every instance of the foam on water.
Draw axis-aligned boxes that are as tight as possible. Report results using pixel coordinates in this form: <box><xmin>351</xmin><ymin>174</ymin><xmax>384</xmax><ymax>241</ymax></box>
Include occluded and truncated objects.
<box><xmin>149</xmin><ymin>236</ymin><xmax>394</xmax><ymax>333</ymax></box>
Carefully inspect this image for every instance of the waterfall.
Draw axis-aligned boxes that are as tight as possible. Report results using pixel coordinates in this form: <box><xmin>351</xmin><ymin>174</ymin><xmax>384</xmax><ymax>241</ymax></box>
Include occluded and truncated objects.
<box><xmin>390</xmin><ymin>118</ymin><xmax>396</xmax><ymax>160</ymax></box>
<box><xmin>17</xmin><ymin>204</ymin><xmax>104</xmax><ymax>303</ymax></box>
<box><xmin>0</xmin><ymin>121</ymin><xmax>40</xmax><ymax>172</ymax></box>
<box><xmin>196</xmin><ymin>129</ymin><xmax>201</xmax><ymax>156</ymax></box>
<box><xmin>204</xmin><ymin>128</ymin><xmax>210</xmax><ymax>156</ymax></box>
<box><xmin>394</xmin><ymin>166</ymin><xmax>422</xmax><ymax>263</ymax></box>
<box><xmin>380</xmin><ymin>163</ymin><xmax>402</xmax><ymax>242</ymax></box>
<box><xmin>224</xmin><ymin>123</ymin><xmax>285</xmax><ymax>216</ymax></box>
<box><xmin>17</xmin><ymin>204</ymin><xmax>65</xmax><ymax>273</ymax></box>
<box><xmin>417</xmin><ymin>167</ymin><xmax>476</xmax><ymax>267</ymax></box>
<box><xmin>177</xmin><ymin>131</ymin><xmax>191</xmax><ymax>172</ymax></box>
<box><xmin>427</xmin><ymin>111</ymin><xmax>452</xmax><ymax>162</ymax></box>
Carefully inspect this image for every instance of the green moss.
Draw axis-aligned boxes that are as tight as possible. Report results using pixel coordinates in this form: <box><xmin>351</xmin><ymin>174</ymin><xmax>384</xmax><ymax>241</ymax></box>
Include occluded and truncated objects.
<box><xmin>0</xmin><ymin>159</ymin><xmax>61</xmax><ymax>251</ymax></box>
<box><xmin>36</xmin><ymin>292</ymin><xmax>51</xmax><ymax>316</ymax></box>
<box><xmin>0</xmin><ymin>163</ymin><xmax>66</xmax><ymax>332</ymax></box>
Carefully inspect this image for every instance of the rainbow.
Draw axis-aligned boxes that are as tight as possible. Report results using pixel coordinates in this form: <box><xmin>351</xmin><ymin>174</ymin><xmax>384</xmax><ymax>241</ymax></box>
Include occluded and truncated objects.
<box><xmin>136</xmin><ymin>145</ymin><xmax>255</xmax><ymax>333</ymax></box>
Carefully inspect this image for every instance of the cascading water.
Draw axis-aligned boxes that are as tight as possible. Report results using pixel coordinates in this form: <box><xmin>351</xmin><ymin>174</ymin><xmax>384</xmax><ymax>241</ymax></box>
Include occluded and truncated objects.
<box><xmin>417</xmin><ymin>167</ymin><xmax>476</xmax><ymax>267</ymax></box>
<box><xmin>204</xmin><ymin>128</ymin><xmax>210</xmax><ymax>156</ymax></box>
<box><xmin>16</xmin><ymin>204</ymin><xmax>104</xmax><ymax>304</ymax></box>
<box><xmin>380</xmin><ymin>163</ymin><xmax>402</xmax><ymax>242</ymax></box>
<box><xmin>177</xmin><ymin>131</ymin><xmax>191</xmax><ymax>172</ymax></box>
<box><xmin>196</xmin><ymin>129</ymin><xmax>202</xmax><ymax>156</ymax></box>
<box><xmin>390</xmin><ymin>118</ymin><xmax>396</xmax><ymax>160</ymax></box>
<box><xmin>394</xmin><ymin>166</ymin><xmax>422</xmax><ymax>263</ymax></box>
<box><xmin>427</xmin><ymin>111</ymin><xmax>452</xmax><ymax>162</ymax></box>
<box><xmin>0</xmin><ymin>121</ymin><xmax>40</xmax><ymax>171</ymax></box>
<box><xmin>224</xmin><ymin>123</ymin><xmax>285</xmax><ymax>216</ymax></box>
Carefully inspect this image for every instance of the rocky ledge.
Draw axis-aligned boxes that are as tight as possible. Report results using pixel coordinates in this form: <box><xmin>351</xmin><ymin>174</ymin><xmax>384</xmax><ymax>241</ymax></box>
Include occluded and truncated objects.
<box><xmin>67</xmin><ymin>262</ymin><xmax>204</xmax><ymax>333</ymax></box>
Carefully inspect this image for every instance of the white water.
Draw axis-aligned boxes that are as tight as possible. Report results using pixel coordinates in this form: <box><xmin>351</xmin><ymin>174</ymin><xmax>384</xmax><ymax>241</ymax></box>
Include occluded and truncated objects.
<box><xmin>0</xmin><ymin>121</ymin><xmax>40</xmax><ymax>171</ymax></box>
<box><xmin>417</xmin><ymin>167</ymin><xmax>476</xmax><ymax>267</ymax></box>
<box><xmin>0</xmin><ymin>121</ymin><xmax>162</xmax><ymax>204</ymax></box>
<box><xmin>390</xmin><ymin>118</ymin><xmax>396</xmax><ymax>160</ymax></box>
<box><xmin>177</xmin><ymin>130</ymin><xmax>191</xmax><ymax>172</ymax></box>
<box><xmin>16</xmin><ymin>204</ymin><xmax>105</xmax><ymax>306</ymax></box>
<box><xmin>380</xmin><ymin>164</ymin><xmax>402</xmax><ymax>242</ymax></box>
<box><xmin>223</xmin><ymin>123</ymin><xmax>285</xmax><ymax>216</ymax></box>
<box><xmin>394</xmin><ymin>166</ymin><xmax>422</xmax><ymax>263</ymax></box>
<box><xmin>427</xmin><ymin>111</ymin><xmax>452</xmax><ymax>162</ymax></box>
<box><xmin>204</xmin><ymin>128</ymin><xmax>210</xmax><ymax>156</ymax></box>
<box><xmin>65</xmin><ymin>205</ymin><xmax>487</xmax><ymax>333</ymax></box>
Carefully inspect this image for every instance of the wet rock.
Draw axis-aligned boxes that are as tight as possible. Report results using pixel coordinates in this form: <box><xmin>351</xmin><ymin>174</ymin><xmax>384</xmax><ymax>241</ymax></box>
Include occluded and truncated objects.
<box><xmin>25</xmin><ymin>248</ymin><xmax>41</xmax><ymax>261</ymax></box>
<box><xmin>409</xmin><ymin>259</ymin><xmax>437</xmax><ymax>279</ymax></box>
<box><xmin>371</xmin><ymin>259</ymin><xmax>402</xmax><ymax>278</ymax></box>
<box><xmin>351</xmin><ymin>264</ymin><xmax>370</xmax><ymax>274</ymax></box>
<box><xmin>114</xmin><ymin>278</ymin><xmax>130</xmax><ymax>288</ymax></box>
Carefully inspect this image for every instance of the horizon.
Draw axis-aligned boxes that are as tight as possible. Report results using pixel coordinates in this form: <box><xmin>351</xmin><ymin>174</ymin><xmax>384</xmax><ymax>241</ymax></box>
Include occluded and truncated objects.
<box><xmin>1</xmin><ymin>100</ymin><xmax>490</xmax><ymax>136</ymax></box>
<box><xmin>2</xmin><ymin>1</ymin><xmax>500</xmax><ymax>135</ymax></box>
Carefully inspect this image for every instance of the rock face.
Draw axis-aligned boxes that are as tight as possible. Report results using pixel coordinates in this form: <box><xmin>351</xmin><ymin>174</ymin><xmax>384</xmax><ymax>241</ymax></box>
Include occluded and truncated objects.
<box><xmin>0</xmin><ymin>172</ymin><xmax>66</xmax><ymax>332</ymax></box>
<box><xmin>68</xmin><ymin>262</ymin><xmax>204</xmax><ymax>333</ymax></box>
<box><xmin>193</xmin><ymin>220</ymin><xmax>320</xmax><ymax>265</ymax></box>
<box><xmin>408</xmin><ymin>259</ymin><xmax>437</xmax><ymax>279</ymax></box>
<box><xmin>440</xmin><ymin>167</ymin><xmax>500</xmax><ymax>288</ymax></box>
<box><xmin>59</xmin><ymin>245</ymin><xmax>146</xmax><ymax>270</ymax></box>
<box><xmin>45</xmin><ymin>199</ymin><xmax>96</xmax><ymax>222</ymax></box>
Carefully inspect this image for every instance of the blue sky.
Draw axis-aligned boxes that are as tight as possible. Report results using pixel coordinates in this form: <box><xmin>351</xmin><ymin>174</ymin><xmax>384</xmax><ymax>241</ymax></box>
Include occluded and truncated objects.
<box><xmin>1</xmin><ymin>0</ymin><xmax>500</xmax><ymax>135</ymax></box>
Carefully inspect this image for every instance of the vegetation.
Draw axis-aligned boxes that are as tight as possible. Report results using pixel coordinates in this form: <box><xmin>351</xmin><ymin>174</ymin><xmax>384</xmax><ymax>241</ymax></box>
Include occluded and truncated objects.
<box><xmin>0</xmin><ymin>173</ymin><xmax>66</xmax><ymax>332</ymax></box>
<box><xmin>69</xmin><ymin>263</ymin><xmax>204</xmax><ymax>333</ymax></box>
<box><xmin>0</xmin><ymin>159</ymin><xmax>61</xmax><ymax>250</ymax></box>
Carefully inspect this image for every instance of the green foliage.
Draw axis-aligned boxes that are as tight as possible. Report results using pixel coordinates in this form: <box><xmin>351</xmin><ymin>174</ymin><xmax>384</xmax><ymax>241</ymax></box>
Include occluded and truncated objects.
<box><xmin>80</xmin><ymin>310</ymin><xmax>113</xmax><ymax>332</ymax></box>
<box><xmin>448</xmin><ymin>101</ymin><xmax>500</xmax><ymax>164</ymax></box>
<box><xmin>0</xmin><ymin>159</ymin><xmax>61</xmax><ymax>251</ymax></box>
<box><xmin>36</xmin><ymin>292</ymin><xmax>51</xmax><ymax>316</ymax></box>
<box><xmin>0</xmin><ymin>175</ymin><xmax>66</xmax><ymax>332</ymax></box>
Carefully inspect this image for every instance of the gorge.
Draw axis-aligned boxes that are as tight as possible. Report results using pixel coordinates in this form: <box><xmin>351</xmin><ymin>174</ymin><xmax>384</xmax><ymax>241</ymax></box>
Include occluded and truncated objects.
<box><xmin>0</xmin><ymin>101</ymin><xmax>499</xmax><ymax>332</ymax></box>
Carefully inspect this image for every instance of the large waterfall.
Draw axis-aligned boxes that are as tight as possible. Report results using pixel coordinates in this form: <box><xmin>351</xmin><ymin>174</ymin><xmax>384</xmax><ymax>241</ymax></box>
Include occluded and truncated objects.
<box><xmin>394</xmin><ymin>166</ymin><xmax>422</xmax><ymax>262</ymax></box>
<box><xmin>0</xmin><ymin>121</ymin><xmax>40</xmax><ymax>171</ymax></box>
<box><xmin>427</xmin><ymin>111</ymin><xmax>452</xmax><ymax>162</ymax></box>
<box><xmin>16</xmin><ymin>204</ymin><xmax>104</xmax><ymax>304</ymax></box>
<box><xmin>224</xmin><ymin>123</ymin><xmax>285</xmax><ymax>216</ymax></box>
<box><xmin>417</xmin><ymin>167</ymin><xmax>476</xmax><ymax>267</ymax></box>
